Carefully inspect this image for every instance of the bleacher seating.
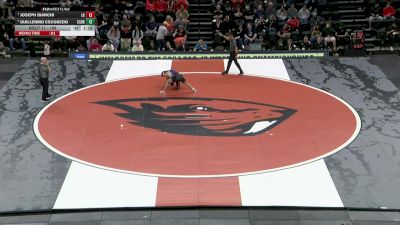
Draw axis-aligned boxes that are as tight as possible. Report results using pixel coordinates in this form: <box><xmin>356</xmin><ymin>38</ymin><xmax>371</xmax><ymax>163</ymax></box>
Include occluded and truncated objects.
<box><xmin>0</xmin><ymin>0</ymin><xmax>399</xmax><ymax>56</ymax></box>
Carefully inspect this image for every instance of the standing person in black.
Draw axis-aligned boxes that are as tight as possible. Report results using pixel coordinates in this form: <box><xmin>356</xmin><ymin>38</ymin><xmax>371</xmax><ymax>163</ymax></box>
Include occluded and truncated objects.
<box><xmin>220</xmin><ymin>32</ymin><xmax>244</xmax><ymax>75</ymax></box>
<box><xmin>38</xmin><ymin>57</ymin><xmax>52</xmax><ymax>102</ymax></box>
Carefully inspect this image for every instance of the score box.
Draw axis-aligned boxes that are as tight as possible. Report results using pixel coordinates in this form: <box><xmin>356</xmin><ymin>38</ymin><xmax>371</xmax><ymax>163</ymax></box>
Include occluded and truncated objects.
<box><xmin>85</xmin><ymin>18</ymin><xmax>96</xmax><ymax>25</ymax></box>
<box><xmin>86</xmin><ymin>11</ymin><xmax>95</xmax><ymax>18</ymax></box>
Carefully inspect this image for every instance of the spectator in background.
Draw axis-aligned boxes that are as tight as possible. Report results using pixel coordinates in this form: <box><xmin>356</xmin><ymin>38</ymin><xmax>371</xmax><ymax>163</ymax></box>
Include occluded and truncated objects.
<box><xmin>175</xmin><ymin>0</ymin><xmax>188</xmax><ymax>11</ymax></box>
<box><xmin>120</xmin><ymin>23</ymin><xmax>133</xmax><ymax>51</ymax></box>
<box><xmin>285</xmin><ymin>0</ymin><xmax>295</xmax><ymax>7</ymax></box>
<box><xmin>155</xmin><ymin>0</ymin><xmax>167</xmax><ymax>13</ymax></box>
<box><xmin>111</xmin><ymin>0</ymin><xmax>125</xmax><ymax>13</ymax></box>
<box><xmin>3</xmin><ymin>0</ymin><xmax>15</xmax><ymax>19</ymax></box>
<box><xmin>146</xmin><ymin>0</ymin><xmax>156</xmax><ymax>12</ymax></box>
<box><xmin>213</xmin><ymin>4</ymin><xmax>225</xmax><ymax>20</ymax></box>
<box><xmin>310</xmin><ymin>24</ymin><xmax>321</xmax><ymax>45</ymax></box>
<box><xmin>142</xmin><ymin>15</ymin><xmax>157</xmax><ymax>50</ymax></box>
<box><xmin>176</xmin><ymin>4</ymin><xmax>189</xmax><ymax>23</ymax></box>
<box><xmin>300</xmin><ymin>36</ymin><xmax>312</xmax><ymax>50</ymax></box>
<box><xmin>243</xmin><ymin>5</ymin><xmax>254</xmax><ymax>24</ymax></box>
<box><xmin>335</xmin><ymin>26</ymin><xmax>348</xmax><ymax>48</ymax></box>
<box><xmin>19</xmin><ymin>0</ymin><xmax>33</xmax><ymax>7</ymax></box>
<box><xmin>61</xmin><ymin>0</ymin><xmax>72</xmax><ymax>7</ymax></box>
<box><xmin>145</xmin><ymin>15</ymin><xmax>158</xmax><ymax>37</ymax></box>
<box><xmin>213</xmin><ymin>16</ymin><xmax>224</xmax><ymax>46</ymax></box>
<box><xmin>107</xmin><ymin>25</ymin><xmax>121</xmax><ymax>50</ymax></box>
<box><xmin>369</xmin><ymin>3</ymin><xmax>383</xmax><ymax>28</ymax></box>
<box><xmin>102</xmin><ymin>40</ymin><xmax>115</xmax><ymax>51</ymax></box>
<box><xmin>266</xmin><ymin>14</ymin><xmax>278</xmax><ymax>31</ymax></box>
<box><xmin>156</xmin><ymin>21</ymin><xmax>169</xmax><ymax>50</ymax></box>
<box><xmin>0</xmin><ymin>1</ymin><xmax>6</xmax><ymax>18</ymax></box>
<box><xmin>322</xmin><ymin>21</ymin><xmax>336</xmax><ymax>50</ymax></box>
<box><xmin>254</xmin><ymin>5</ymin><xmax>265</xmax><ymax>20</ymax></box>
<box><xmin>43</xmin><ymin>41</ymin><xmax>51</xmax><ymax>57</ymax></box>
<box><xmin>383</xmin><ymin>2</ymin><xmax>396</xmax><ymax>21</ymax></box>
<box><xmin>212</xmin><ymin>0</ymin><xmax>223</xmax><ymax>8</ymax></box>
<box><xmin>213</xmin><ymin>16</ymin><xmax>223</xmax><ymax>33</ymax></box>
<box><xmin>287</xmin><ymin>16</ymin><xmax>300</xmax><ymax>30</ymax></box>
<box><xmin>132</xmin><ymin>14</ymin><xmax>143</xmax><ymax>30</ymax></box>
<box><xmin>309</xmin><ymin>10</ymin><xmax>324</xmax><ymax>26</ymax></box>
<box><xmin>97</xmin><ymin>15</ymin><xmax>111</xmax><ymax>40</ymax></box>
<box><xmin>165</xmin><ymin>15</ymin><xmax>175</xmax><ymax>33</ymax></box>
<box><xmin>6</xmin><ymin>25</ymin><xmax>26</xmax><ymax>51</ymax></box>
<box><xmin>233</xmin><ymin>5</ymin><xmax>244</xmax><ymax>27</ymax></box>
<box><xmin>166</xmin><ymin>0</ymin><xmax>176</xmax><ymax>16</ymax></box>
<box><xmin>132</xmin><ymin>25</ymin><xmax>144</xmax><ymax>45</ymax></box>
<box><xmin>65</xmin><ymin>36</ymin><xmax>78</xmax><ymax>50</ymax></box>
<box><xmin>276</xmin><ymin>5</ymin><xmax>288</xmax><ymax>21</ymax></box>
<box><xmin>111</xmin><ymin>13</ymin><xmax>121</xmax><ymax>27</ymax></box>
<box><xmin>89</xmin><ymin>39</ymin><xmax>103</xmax><ymax>51</ymax></box>
<box><xmin>251</xmin><ymin>0</ymin><xmax>263</xmax><ymax>11</ymax></box>
<box><xmin>221</xmin><ymin>14</ymin><xmax>235</xmax><ymax>34</ymax></box>
<box><xmin>194</xmin><ymin>39</ymin><xmax>208</xmax><ymax>51</ymax></box>
<box><xmin>123</xmin><ymin>0</ymin><xmax>135</xmax><ymax>16</ymax></box>
<box><xmin>132</xmin><ymin>40</ymin><xmax>144</xmax><ymax>51</ymax></box>
<box><xmin>173</xmin><ymin>25</ymin><xmax>187</xmax><ymax>50</ymax></box>
<box><xmin>121</xmin><ymin>15</ymin><xmax>132</xmax><ymax>29</ymax></box>
<box><xmin>94</xmin><ymin>6</ymin><xmax>103</xmax><ymax>22</ymax></box>
<box><xmin>266</xmin><ymin>0</ymin><xmax>278</xmax><ymax>8</ymax></box>
<box><xmin>264</xmin><ymin>2</ymin><xmax>276</xmax><ymax>19</ymax></box>
<box><xmin>277</xmin><ymin>23</ymin><xmax>291</xmax><ymax>47</ymax></box>
<box><xmin>306</xmin><ymin>0</ymin><xmax>319</xmax><ymax>12</ymax></box>
<box><xmin>243</xmin><ymin>23</ymin><xmax>257</xmax><ymax>48</ymax></box>
<box><xmin>287</xmin><ymin>3</ymin><xmax>299</xmax><ymax>19</ymax></box>
<box><xmin>224</xmin><ymin>4</ymin><xmax>233</xmax><ymax>19</ymax></box>
<box><xmin>287</xmin><ymin>39</ymin><xmax>296</xmax><ymax>50</ymax></box>
<box><xmin>231</xmin><ymin>0</ymin><xmax>244</xmax><ymax>10</ymax></box>
<box><xmin>235</xmin><ymin>24</ymin><xmax>245</xmax><ymax>50</ymax></box>
<box><xmin>51</xmin><ymin>37</ymin><xmax>67</xmax><ymax>52</ymax></box>
<box><xmin>0</xmin><ymin>42</ymin><xmax>10</xmax><ymax>58</ymax></box>
<box><xmin>313</xmin><ymin>36</ymin><xmax>325</xmax><ymax>50</ymax></box>
<box><xmin>71</xmin><ymin>0</ymin><xmax>81</xmax><ymax>7</ymax></box>
<box><xmin>76</xmin><ymin>43</ymin><xmax>85</xmax><ymax>51</ymax></box>
<box><xmin>298</xmin><ymin>5</ymin><xmax>310</xmax><ymax>24</ymax></box>
<box><xmin>175</xmin><ymin>16</ymin><xmax>187</xmax><ymax>29</ymax></box>
<box><xmin>386</xmin><ymin>23</ymin><xmax>400</xmax><ymax>50</ymax></box>
<box><xmin>255</xmin><ymin>15</ymin><xmax>267</xmax><ymax>35</ymax></box>
<box><xmin>0</xmin><ymin>25</ymin><xmax>7</xmax><ymax>45</ymax></box>
<box><xmin>86</xmin><ymin>36</ymin><xmax>94</xmax><ymax>50</ymax></box>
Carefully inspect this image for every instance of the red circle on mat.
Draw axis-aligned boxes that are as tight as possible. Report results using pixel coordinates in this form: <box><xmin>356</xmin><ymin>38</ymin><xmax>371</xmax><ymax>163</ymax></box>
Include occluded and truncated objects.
<box><xmin>35</xmin><ymin>74</ymin><xmax>359</xmax><ymax>177</ymax></box>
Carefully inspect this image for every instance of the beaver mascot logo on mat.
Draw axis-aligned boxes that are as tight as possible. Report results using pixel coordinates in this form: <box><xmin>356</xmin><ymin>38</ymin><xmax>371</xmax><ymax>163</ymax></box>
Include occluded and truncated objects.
<box><xmin>95</xmin><ymin>97</ymin><xmax>296</xmax><ymax>136</ymax></box>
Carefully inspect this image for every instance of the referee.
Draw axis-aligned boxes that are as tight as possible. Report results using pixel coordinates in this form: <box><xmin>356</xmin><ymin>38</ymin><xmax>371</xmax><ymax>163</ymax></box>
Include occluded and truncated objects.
<box><xmin>220</xmin><ymin>32</ymin><xmax>244</xmax><ymax>75</ymax></box>
<box><xmin>38</xmin><ymin>57</ymin><xmax>52</xmax><ymax>102</ymax></box>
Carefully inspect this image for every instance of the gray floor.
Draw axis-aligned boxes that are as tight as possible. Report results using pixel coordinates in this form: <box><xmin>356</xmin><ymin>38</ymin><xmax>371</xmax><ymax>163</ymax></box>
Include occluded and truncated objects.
<box><xmin>1</xmin><ymin>208</ymin><xmax>400</xmax><ymax>225</ymax></box>
<box><xmin>0</xmin><ymin>58</ymin><xmax>26</xmax><ymax>89</ymax></box>
<box><xmin>368</xmin><ymin>54</ymin><xmax>400</xmax><ymax>89</ymax></box>
<box><xmin>0</xmin><ymin>59</ymin><xmax>113</xmax><ymax>212</ymax></box>
<box><xmin>0</xmin><ymin>57</ymin><xmax>400</xmax><ymax>224</ymax></box>
<box><xmin>284</xmin><ymin>57</ymin><xmax>400</xmax><ymax>209</ymax></box>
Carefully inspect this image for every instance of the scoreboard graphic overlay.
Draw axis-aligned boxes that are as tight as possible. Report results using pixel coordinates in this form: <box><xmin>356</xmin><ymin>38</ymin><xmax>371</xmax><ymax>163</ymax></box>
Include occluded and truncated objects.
<box><xmin>15</xmin><ymin>7</ymin><xmax>95</xmax><ymax>37</ymax></box>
